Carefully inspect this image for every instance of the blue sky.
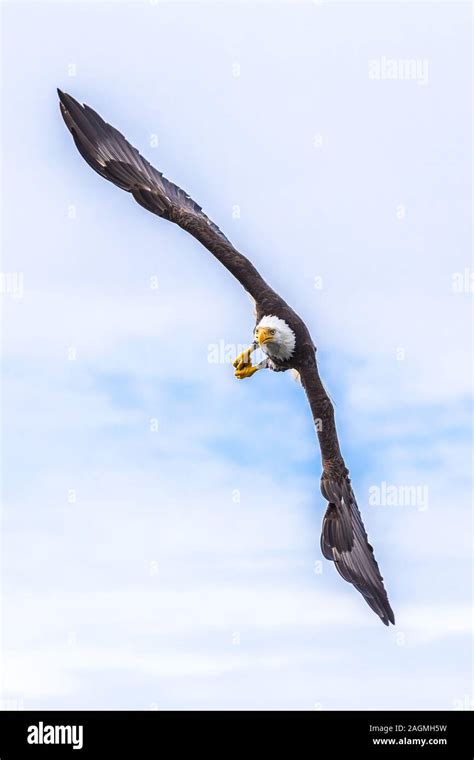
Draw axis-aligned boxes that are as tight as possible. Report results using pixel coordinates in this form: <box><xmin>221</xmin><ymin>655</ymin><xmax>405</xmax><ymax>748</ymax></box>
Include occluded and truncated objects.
<box><xmin>1</xmin><ymin>0</ymin><xmax>472</xmax><ymax>709</ymax></box>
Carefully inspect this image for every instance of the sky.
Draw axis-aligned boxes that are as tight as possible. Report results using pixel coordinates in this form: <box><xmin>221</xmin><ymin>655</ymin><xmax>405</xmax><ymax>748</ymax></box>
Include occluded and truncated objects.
<box><xmin>0</xmin><ymin>0</ymin><xmax>472</xmax><ymax>710</ymax></box>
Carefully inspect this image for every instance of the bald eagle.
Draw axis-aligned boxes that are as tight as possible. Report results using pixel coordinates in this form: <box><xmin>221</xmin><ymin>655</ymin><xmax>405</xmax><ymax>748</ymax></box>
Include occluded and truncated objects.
<box><xmin>58</xmin><ymin>90</ymin><xmax>395</xmax><ymax>626</ymax></box>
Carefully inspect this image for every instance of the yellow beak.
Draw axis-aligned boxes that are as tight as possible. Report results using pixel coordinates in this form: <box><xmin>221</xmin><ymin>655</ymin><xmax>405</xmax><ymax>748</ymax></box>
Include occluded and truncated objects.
<box><xmin>257</xmin><ymin>327</ymin><xmax>273</xmax><ymax>346</ymax></box>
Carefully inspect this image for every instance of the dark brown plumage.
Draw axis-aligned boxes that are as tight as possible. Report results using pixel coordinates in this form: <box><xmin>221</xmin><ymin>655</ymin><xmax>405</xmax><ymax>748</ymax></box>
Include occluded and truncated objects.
<box><xmin>58</xmin><ymin>90</ymin><xmax>395</xmax><ymax>626</ymax></box>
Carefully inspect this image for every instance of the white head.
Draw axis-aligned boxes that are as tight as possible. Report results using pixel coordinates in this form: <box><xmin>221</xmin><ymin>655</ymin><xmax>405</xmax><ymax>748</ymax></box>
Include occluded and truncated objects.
<box><xmin>255</xmin><ymin>315</ymin><xmax>296</xmax><ymax>361</ymax></box>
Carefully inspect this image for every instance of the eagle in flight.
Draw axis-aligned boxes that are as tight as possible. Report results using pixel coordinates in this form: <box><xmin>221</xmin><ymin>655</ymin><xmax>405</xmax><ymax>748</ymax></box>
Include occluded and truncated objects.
<box><xmin>58</xmin><ymin>90</ymin><xmax>395</xmax><ymax>626</ymax></box>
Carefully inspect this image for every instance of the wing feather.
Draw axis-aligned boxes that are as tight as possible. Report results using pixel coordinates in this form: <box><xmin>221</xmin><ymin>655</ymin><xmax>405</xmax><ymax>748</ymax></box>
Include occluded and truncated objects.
<box><xmin>58</xmin><ymin>89</ymin><xmax>209</xmax><ymax>221</ymax></box>
<box><xmin>300</xmin><ymin>363</ymin><xmax>395</xmax><ymax>626</ymax></box>
<box><xmin>58</xmin><ymin>90</ymin><xmax>276</xmax><ymax>302</ymax></box>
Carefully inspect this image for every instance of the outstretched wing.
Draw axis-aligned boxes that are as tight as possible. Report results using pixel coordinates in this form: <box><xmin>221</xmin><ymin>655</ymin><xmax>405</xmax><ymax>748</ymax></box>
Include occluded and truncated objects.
<box><xmin>57</xmin><ymin>90</ymin><xmax>276</xmax><ymax>303</ymax></box>
<box><xmin>299</xmin><ymin>362</ymin><xmax>395</xmax><ymax>626</ymax></box>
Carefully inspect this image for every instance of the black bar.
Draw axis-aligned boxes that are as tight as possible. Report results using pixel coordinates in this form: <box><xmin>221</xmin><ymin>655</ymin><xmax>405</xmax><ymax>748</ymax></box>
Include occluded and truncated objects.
<box><xmin>0</xmin><ymin>711</ymin><xmax>471</xmax><ymax>757</ymax></box>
